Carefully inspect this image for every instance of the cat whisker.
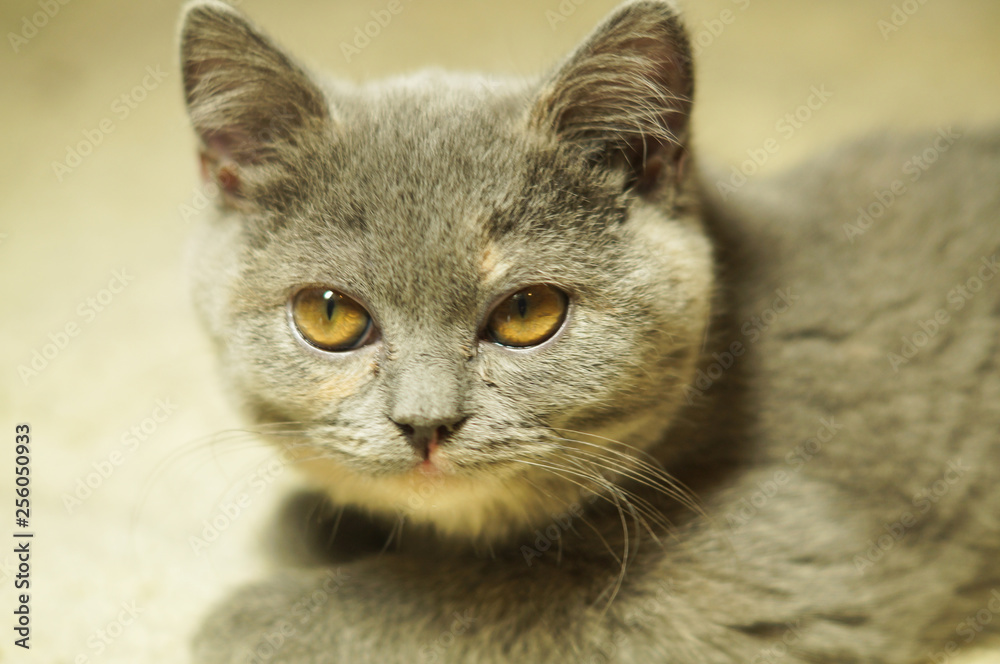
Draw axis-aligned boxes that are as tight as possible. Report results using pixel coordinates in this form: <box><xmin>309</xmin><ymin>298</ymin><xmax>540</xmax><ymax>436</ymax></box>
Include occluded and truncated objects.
<box><xmin>133</xmin><ymin>434</ymin><xmax>272</xmax><ymax>531</ymax></box>
<box><xmin>149</xmin><ymin>423</ymin><xmax>313</xmax><ymax>484</ymax></box>
<box><xmin>559</xmin><ymin>452</ymin><xmax>656</xmax><ymax>615</ymax></box>
<box><xmin>548</xmin><ymin>432</ymin><xmax>744</xmax><ymax>567</ymax></box>
<box><xmin>380</xmin><ymin>512</ymin><xmax>406</xmax><ymax>554</ymax></box>
<box><xmin>516</xmin><ymin>473</ymin><xmax>619</xmax><ymax>564</ymax></box>
<box><xmin>508</xmin><ymin>458</ymin><xmax>625</xmax><ymax>566</ymax></box>
<box><xmin>326</xmin><ymin>504</ymin><xmax>346</xmax><ymax>550</ymax></box>
<box><xmin>132</xmin><ymin>425</ymin><xmax>313</xmax><ymax>535</ymax></box>
<box><xmin>508</xmin><ymin>456</ymin><xmax>637</xmax><ymax>616</ymax></box>
<box><xmin>549</xmin><ymin>426</ymin><xmax>664</xmax><ymax>469</ymax></box>
<box><xmin>548</xmin><ymin>428</ymin><xmax>708</xmax><ymax>517</ymax></box>
<box><xmin>560</xmin><ymin>454</ymin><xmax>669</xmax><ymax>547</ymax></box>
<box><xmin>549</xmin><ymin>440</ymin><xmax>698</xmax><ymax>526</ymax></box>
<box><xmin>599</xmin><ymin>479</ymin><xmax>631</xmax><ymax>618</ymax></box>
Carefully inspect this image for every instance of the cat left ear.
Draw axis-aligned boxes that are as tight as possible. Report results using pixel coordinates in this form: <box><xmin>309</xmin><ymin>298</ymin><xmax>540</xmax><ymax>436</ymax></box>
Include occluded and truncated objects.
<box><xmin>179</xmin><ymin>0</ymin><xmax>333</xmax><ymax>206</ymax></box>
<box><xmin>530</xmin><ymin>0</ymin><xmax>693</xmax><ymax>194</ymax></box>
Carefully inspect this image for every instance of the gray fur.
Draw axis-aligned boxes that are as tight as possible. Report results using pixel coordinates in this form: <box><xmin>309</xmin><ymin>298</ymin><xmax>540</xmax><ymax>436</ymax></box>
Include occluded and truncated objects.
<box><xmin>180</xmin><ymin>1</ymin><xmax>1000</xmax><ymax>662</ymax></box>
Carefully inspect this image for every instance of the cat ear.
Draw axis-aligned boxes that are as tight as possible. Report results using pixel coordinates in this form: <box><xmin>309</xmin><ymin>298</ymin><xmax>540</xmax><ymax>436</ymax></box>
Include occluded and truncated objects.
<box><xmin>179</xmin><ymin>0</ymin><xmax>332</xmax><ymax>204</ymax></box>
<box><xmin>530</xmin><ymin>0</ymin><xmax>693</xmax><ymax>193</ymax></box>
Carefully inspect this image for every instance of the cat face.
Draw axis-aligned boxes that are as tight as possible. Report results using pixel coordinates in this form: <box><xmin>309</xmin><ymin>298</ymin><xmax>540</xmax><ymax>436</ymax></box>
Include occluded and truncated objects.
<box><xmin>181</xmin><ymin>0</ymin><xmax>711</xmax><ymax>541</ymax></box>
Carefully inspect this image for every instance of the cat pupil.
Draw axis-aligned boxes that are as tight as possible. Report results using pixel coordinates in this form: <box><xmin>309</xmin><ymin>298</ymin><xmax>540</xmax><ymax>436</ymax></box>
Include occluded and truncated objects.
<box><xmin>516</xmin><ymin>293</ymin><xmax>528</xmax><ymax>318</ymax></box>
<box><xmin>324</xmin><ymin>292</ymin><xmax>336</xmax><ymax>320</ymax></box>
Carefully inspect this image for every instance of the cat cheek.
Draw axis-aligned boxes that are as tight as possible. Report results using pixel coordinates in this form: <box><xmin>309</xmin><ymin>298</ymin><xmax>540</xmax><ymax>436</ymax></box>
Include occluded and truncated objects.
<box><xmin>310</xmin><ymin>359</ymin><xmax>378</xmax><ymax>411</ymax></box>
<box><xmin>315</xmin><ymin>376</ymin><xmax>364</xmax><ymax>407</ymax></box>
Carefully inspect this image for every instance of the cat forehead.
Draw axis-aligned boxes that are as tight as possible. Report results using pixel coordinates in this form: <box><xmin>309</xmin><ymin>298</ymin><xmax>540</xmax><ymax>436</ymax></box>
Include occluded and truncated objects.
<box><xmin>326</xmin><ymin>76</ymin><xmax>531</xmax><ymax>188</ymax></box>
<box><xmin>291</xmin><ymin>78</ymin><xmax>618</xmax><ymax>245</ymax></box>
<box><xmin>333</xmin><ymin>70</ymin><xmax>525</xmax><ymax>127</ymax></box>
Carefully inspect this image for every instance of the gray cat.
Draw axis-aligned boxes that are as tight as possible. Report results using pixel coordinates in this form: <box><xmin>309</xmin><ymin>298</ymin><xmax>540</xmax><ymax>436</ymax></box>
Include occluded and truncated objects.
<box><xmin>180</xmin><ymin>0</ymin><xmax>1000</xmax><ymax>662</ymax></box>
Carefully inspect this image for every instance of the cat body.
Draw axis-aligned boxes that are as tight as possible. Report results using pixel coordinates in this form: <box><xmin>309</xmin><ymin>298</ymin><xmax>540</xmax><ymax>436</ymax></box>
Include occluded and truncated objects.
<box><xmin>181</xmin><ymin>1</ymin><xmax>1000</xmax><ymax>661</ymax></box>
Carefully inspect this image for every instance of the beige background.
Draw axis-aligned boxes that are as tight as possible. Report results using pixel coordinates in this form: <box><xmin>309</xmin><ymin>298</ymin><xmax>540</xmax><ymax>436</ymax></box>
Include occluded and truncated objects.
<box><xmin>1</xmin><ymin>0</ymin><xmax>999</xmax><ymax>661</ymax></box>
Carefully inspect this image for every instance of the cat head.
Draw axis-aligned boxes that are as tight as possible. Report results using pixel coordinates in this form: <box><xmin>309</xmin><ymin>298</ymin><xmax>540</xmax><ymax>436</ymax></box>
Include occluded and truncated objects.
<box><xmin>180</xmin><ymin>0</ymin><xmax>711</xmax><ymax>542</ymax></box>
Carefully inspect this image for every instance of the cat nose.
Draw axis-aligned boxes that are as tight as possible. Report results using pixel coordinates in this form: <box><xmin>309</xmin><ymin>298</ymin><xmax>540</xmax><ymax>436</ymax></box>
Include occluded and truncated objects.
<box><xmin>391</xmin><ymin>419</ymin><xmax>467</xmax><ymax>459</ymax></box>
<box><xmin>386</xmin><ymin>354</ymin><xmax>468</xmax><ymax>458</ymax></box>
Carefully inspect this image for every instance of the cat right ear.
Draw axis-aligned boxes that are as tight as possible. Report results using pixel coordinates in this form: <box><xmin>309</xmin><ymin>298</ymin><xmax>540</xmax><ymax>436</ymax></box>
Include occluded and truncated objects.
<box><xmin>179</xmin><ymin>0</ymin><xmax>333</xmax><ymax>207</ymax></box>
<box><xmin>530</xmin><ymin>0</ymin><xmax>694</xmax><ymax>195</ymax></box>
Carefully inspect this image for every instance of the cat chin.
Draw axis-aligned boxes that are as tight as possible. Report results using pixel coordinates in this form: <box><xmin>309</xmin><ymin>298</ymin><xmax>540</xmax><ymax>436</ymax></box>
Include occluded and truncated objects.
<box><xmin>291</xmin><ymin>455</ymin><xmax>595</xmax><ymax>543</ymax></box>
<box><xmin>262</xmin><ymin>405</ymin><xmax>690</xmax><ymax>543</ymax></box>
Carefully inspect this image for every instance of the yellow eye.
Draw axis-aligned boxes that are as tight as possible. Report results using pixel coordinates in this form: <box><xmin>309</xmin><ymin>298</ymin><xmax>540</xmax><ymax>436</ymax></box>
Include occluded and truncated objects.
<box><xmin>291</xmin><ymin>288</ymin><xmax>374</xmax><ymax>351</ymax></box>
<box><xmin>486</xmin><ymin>285</ymin><xmax>568</xmax><ymax>348</ymax></box>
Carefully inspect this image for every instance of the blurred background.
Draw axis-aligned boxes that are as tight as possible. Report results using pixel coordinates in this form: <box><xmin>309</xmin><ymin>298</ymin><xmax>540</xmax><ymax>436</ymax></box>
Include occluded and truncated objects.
<box><xmin>1</xmin><ymin>0</ymin><xmax>999</xmax><ymax>661</ymax></box>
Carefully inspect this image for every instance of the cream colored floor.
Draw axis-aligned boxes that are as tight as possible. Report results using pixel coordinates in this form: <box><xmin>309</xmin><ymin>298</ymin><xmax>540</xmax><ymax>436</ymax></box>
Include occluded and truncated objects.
<box><xmin>2</xmin><ymin>0</ymin><xmax>999</xmax><ymax>662</ymax></box>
